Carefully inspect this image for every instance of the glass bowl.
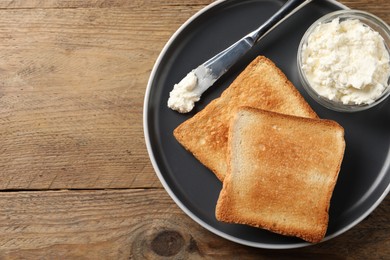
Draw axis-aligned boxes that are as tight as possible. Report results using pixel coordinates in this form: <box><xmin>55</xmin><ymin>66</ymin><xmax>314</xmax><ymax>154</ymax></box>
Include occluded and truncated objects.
<box><xmin>297</xmin><ymin>10</ymin><xmax>390</xmax><ymax>112</ymax></box>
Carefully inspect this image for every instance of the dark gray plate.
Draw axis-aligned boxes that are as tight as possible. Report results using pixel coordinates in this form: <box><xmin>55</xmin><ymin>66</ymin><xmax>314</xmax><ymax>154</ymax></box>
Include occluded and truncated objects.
<box><xmin>144</xmin><ymin>0</ymin><xmax>390</xmax><ymax>249</ymax></box>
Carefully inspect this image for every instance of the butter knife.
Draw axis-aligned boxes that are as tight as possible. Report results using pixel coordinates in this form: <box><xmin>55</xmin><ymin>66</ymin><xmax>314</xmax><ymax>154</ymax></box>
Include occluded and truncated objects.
<box><xmin>168</xmin><ymin>0</ymin><xmax>313</xmax><ymax>113</ymax></box>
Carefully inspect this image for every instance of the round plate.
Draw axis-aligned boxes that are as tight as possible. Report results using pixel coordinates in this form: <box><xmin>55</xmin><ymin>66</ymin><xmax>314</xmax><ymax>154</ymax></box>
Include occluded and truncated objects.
<box><xmin>144</xmin><ymin>0</ymin><xmax>390</xmax><ymax>249</ymax></box>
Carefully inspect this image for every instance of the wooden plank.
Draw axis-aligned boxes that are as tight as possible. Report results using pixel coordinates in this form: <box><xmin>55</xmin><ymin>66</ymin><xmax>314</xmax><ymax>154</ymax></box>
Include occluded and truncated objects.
<box><xmin>0</xmin><ymin>189</ymin><xmax>388</xmax><ymax>259</ymax></box>
<box><xmin>0</xmin><ymin>0</ymin><xmax>214</xmax><ymax>9</ymax></box>
<box><xmin>340</xmin><ymin>1</ymin><xmax>390</xmax><ymax>21</ymax></box>
<box><xmin>0</xmin><ymin>4</ymin><xmax>203</xmax><ymax>189</ymax></box>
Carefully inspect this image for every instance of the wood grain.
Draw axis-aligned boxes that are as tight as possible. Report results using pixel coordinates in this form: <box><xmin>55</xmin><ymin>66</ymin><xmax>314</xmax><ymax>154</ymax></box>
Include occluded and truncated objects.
<box><xmin>0</xmin><ymin>0</ymin><xmax>213</xmax><ymax>9</ymax></box>
<box><xmin>0</xmin><ymin>0</ymin><xmax>389</xmax><ymax>259</ymax></box>
<box><xmin>0</xmin><ymin>3</ymin><xmax>210</xmax><ymax>189</ymax></box>
<box><xmin>0</xmin><ymin>189</ymin><xmax>388</xmax><ymax>259</ymax></box>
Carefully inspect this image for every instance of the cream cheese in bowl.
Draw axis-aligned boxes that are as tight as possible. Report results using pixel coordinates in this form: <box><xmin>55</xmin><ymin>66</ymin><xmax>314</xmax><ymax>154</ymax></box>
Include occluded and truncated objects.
<box><xmin>298</xmin><ymin>10</ymin><xmax>390</xmax><ymax>112</ymax></box>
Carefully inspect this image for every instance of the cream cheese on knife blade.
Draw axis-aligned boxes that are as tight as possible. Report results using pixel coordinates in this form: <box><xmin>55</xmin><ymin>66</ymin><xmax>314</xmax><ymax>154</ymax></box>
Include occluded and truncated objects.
<box><xmin>167</xmin><ymin>66</ymin><xmax>215</xmax><ymax>113</ymax></box>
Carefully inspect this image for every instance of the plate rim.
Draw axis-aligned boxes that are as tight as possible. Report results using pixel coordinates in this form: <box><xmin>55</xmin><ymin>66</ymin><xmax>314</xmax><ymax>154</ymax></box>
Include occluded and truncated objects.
<box><xmin>143</xmin><ymin>0</ymin><xmax>390</xmax><ymax>249</ymax></box>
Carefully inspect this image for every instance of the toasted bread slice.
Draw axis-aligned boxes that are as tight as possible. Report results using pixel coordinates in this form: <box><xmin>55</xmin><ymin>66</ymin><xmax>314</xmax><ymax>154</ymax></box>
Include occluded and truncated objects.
<box><xmin>215</xmin><ymin>107</ymin><xmax>345</xmax><ymax>243</ymax></box>
<box><xmin>174</xmin><ymin>56</ymin><xmax>318</xmax><ymax>181</ymax></box>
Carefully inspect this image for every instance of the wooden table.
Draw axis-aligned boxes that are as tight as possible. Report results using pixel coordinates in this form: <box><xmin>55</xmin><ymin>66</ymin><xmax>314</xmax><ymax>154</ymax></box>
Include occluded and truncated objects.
<box><xmin>0</xmin><ymin>0</ymin><xmax>389</xmax><ymax>258</ymax></box>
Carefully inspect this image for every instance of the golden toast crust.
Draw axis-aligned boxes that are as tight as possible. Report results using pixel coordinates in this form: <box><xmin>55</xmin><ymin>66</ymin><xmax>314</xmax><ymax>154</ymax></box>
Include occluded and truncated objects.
<box><xmin>215</xmin><ymin>107</ymin><xmax>345</xmax><ymax>243</ymax></box>
<box><xmin>174</xmin><ymin>56</ymin><xmax>318</xmax><ymax>181</ymax></box>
